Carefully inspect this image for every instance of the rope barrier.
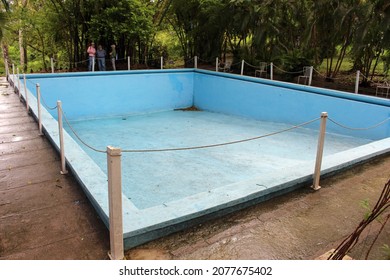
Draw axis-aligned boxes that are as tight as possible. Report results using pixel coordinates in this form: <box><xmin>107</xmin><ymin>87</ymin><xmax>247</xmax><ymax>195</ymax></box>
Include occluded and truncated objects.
<box><xmin>231</xmin><ymin>61</ymin><xmax>242</xmax><ymax>66</ymax></box>
<box><xmin>197</xmin><ymin>57</ymin><xmax>213</xmax><ymax>63</ymax></box>
<box><xmin>244</xmin><ymin>61</ymin><xmax>268</xmax><ymax>69</ymax></box>
<box><xmin>40</xmin><ymin>96</ymin><xmax>58</xmax><ymax>111</ymax></box>
<box><xmin>26</xmin><ymin>78</ymin><xmax>37</xmax><ymax>86</ymax></box>
<box><xmin>328</xmin><ymin>117</ymin><xmax>390</xmax><ymax>131</ymax></box>
<box><xmin>121</xmin><ymin>117</ymin><xmax>320</xmax><ymax>153</ymax></box>
<box><xmin>312</xmin><ymin>68</ymin><xmax>329</xmax><ymax>79</ymax></box>
<box><xmin>24</xmin><ymin>79</ymin><xmax>57</xmax><ymax>110</ymax></box>
<box><xmin>360</xmin><ymin>72</ymin><xmax>371</xmax><ymax>81</ymax></box>
<box><xmin>61</xmin><ymin>110</ymin><xmax>107</xmax><ymax>154</ymax></box>
<box><xmin>272</xmin><ymin>64</ymin><xmax>303</xmax><ymax>74</ymax></box>
<box><xmin>58</xmin><ymin>107</ymin><xmax>321</xmax><ymax>155</ymax></box>
<box><xmin>312</xmin><ymin>68</ymin><xmax>346</xmax><ymax>80</ymax></box>
<box><xmin>185</xmin><ymin>57</ymin><xmax>194</xmax><ymax>64</ymax></box>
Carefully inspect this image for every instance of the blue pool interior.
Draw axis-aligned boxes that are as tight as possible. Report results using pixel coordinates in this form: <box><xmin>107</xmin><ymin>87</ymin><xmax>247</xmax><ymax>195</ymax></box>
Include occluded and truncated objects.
<box><xmin>68</xmin><ymin>111</ymin><xmax>370</xmax><ymax>210</ymax></box>
<box><xmin>15</xmin><ymin>69</ymin><xmax>390</xmax><ymax>248</ymax></box>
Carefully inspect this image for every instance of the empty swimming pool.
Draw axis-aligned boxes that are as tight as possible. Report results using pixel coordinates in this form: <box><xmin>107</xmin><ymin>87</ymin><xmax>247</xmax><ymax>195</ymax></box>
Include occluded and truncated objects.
<box><xmin>14</xmin><ymin>69</ymin><xmax>390</xmax><ymax>249</ymax></box>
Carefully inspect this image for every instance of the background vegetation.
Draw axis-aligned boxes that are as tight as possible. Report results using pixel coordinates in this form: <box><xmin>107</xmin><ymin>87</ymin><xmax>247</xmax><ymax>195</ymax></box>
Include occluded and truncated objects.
<box><xmin>1</xmin><ymin>0</ymin><xmax>389</xmax><ymax>82</ymax></box>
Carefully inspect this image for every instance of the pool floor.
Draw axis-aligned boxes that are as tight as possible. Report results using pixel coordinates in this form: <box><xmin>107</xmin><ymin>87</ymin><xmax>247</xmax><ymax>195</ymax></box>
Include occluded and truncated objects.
<box><xmin>66</xmin><ymin>110</ymin><xmax>370</xmax><ymax>210</ymax></box>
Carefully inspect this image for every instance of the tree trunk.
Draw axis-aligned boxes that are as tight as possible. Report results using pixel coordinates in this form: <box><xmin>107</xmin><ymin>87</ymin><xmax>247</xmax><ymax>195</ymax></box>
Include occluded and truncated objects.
<box><xmin>18</xmin><ymin>28</ymin><xmax>25</xmax><ymax>71</ymax></box>
<box><xmin>19</xmin><ymin>0</ymin><xmax>28</xmax><ymax>72</ymax></box>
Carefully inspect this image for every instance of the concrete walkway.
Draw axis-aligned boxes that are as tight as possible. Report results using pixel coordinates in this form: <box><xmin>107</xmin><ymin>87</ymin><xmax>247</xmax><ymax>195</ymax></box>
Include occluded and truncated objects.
<box><xmin>0</xmin><ymin>77</ymin><xmax>109</xmax><ymax>259</ymax></box>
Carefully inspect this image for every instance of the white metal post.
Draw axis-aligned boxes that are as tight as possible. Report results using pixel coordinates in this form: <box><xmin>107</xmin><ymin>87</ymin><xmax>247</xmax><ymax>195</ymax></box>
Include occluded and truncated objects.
<box><xmin>355</xmin><ymin>70</ymin><xmax>360</xmax><ymax>94</ymax></box>
<box><xmin>51</xmin><ymin>57</ymin><xmax>54</xmax><ymax>73</ymax></box>
<box><xmin>308</xmin><ymin>66</ymin><xmax>314</xmax><ymax>86</ymax></box>
<box><xmin>127</xmin><ymin>56</ymin><xmax>131</xmax><ymax>70</ymax></box>
<box><xmin>270</xmin><ymin>62</ymin><xmax>274</xmax><ymax>80</ymax></box>
<box><xmin>17</xmin><ymin>68</ymin><xmax>21</xmax><ymax>97</ymax></box>
<box><xmin>312</xmin><ymin>112</ymin><xmax>328</xmax><ymax>191</ymax></box>
<box><xmin>194</xmin><ymin>56</ymin><xmax>198</xmax><ymax>69</ymax></box>
<box><xmin>36</xmin><ymin>83</ymin><xmax>43</xmax><ymax>135</ymax></box>
<box><xmin>216</xmin><ymin>57</ymin><xmax>219</xmax><ymax>72</ymax></box>
<box><xmin>107</xmin><ymin>146</ymin><xmax>124</xmax><ymax>260</ymax></box>
<box><xmin>57</xmin><ymin>101</ymin><xmax>68</xmax><ymax>175</ymax></box>
<box><xmin>161</xmin><ymin>56</ymin><xmax>164</xmax><ymax>70</ymax></box>
<box><xmin>241</xmin><ymin>60</ymin><xmax>245</xmax><ymax>75</ymax></box>
<box><xmin>23</xmin><ymin>73</ymin><xmax>29</xmax><ymax>111</ymax></box>
<box><xmin>92</xmin><ymin>58</ymin><xmax>95</xmax><ymax>72</ymax></box>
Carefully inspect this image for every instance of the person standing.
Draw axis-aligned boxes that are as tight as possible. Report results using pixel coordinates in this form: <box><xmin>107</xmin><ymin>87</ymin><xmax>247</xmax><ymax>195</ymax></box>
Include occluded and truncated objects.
<box><xmin>110</xmin><ymin>44</ymin><xmax>116</xmax><ymax>71</ymax></box>
<box><xmin>96</xmin><ymin>45</ymin><xmax>106</xmax><ymax>71</ymax></box>
<box><xmin>87</xmin><ymin>42</ymin><xmax>96</xmax><ymax>71</ymax></box>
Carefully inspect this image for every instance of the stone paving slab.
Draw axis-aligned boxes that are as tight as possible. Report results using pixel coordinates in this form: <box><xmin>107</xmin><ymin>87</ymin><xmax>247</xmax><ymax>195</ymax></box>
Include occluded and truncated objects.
<box><xmin>0</xmin><ymin>148</ymin><xmax>57</xmax><ymax>171</ymax></box>
<box><xmin>0</xmin><ymin>137</ymin><xmax>53</xmax><ymax>158</ymax></box>
<box><xmin>0</xmin><ymin>77</ymin><xmax>109</xmax><ymax>260</ymax></box>
<box><xmin>0</xmin><ymin>116</ymin><xmax>35</xmax><ymax>127</ymax></box>
<box><xmin>0</xmin><ymin>131</ymin><xmax>43</xmax><ymax>145</ymax></box>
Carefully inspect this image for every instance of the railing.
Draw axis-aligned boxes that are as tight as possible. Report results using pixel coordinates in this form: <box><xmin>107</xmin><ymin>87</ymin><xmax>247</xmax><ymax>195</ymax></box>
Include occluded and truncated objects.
<box><xmin>4</xmin><ymin>58</ymin><xmax>390</xmax><ymax>260</ymax></box>
<box><xmin>4</xmin><ymin>55</ymin><xmax>389</xmax><ymax>99</ymax></box>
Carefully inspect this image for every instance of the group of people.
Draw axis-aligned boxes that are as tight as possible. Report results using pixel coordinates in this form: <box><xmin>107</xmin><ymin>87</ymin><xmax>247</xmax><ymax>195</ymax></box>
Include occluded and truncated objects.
<box><xmin>87</xmin><ymin>42</ymin><xmax>117</xmax><ymax>71</ymax></box>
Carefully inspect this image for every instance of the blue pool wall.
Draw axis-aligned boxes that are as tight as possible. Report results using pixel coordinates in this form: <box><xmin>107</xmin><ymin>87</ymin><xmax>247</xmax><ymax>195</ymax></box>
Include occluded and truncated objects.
<box><xmin>194</xmin><ymin>70</ymin><xmax>390</xmax><ymax>140</ymax></box>
<box><xmin>25</xmin><ymin>69</ymin><xmax>194</xmax><ymax>121</ymax></box>
<box><xmin>24</xmin><ymin>69</ymin><xmax>390</xmax><ymax>140</ymax></box>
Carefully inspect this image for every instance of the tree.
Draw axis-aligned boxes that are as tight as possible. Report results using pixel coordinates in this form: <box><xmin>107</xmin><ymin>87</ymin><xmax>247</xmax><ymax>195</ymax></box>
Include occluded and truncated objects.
<box><xmin>307</xmin><ymin>0</ymin><xmax>361</xmax><ymax>79</ymax></box>
<box><xmin>351</xmin><ymin>0</ymin><xmax>390</xmax><ymax>83</ymax></box>
<box><xmin>88</xmin><ymin>0</ymin><xmax>154</xmax><ymax>63</ymax></box>
<box><xmin>1</xmin><ymin>0</ymin><xmax>389</xmax><ymax>78</ymax></box>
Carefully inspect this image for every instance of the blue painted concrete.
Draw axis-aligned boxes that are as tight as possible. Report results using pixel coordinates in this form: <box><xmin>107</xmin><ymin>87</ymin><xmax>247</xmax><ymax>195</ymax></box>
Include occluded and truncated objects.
<box><xmin>194</xmin><ymin>70</ymin><xmax>390</xmax><ymax>140</ymax></box>
<box><xmin>68</xmin><ymin>111</ymin><xmax>370</xmax><ymax>210</ymax></box>
<box><xmin>11</xmin><ymin>69</ymin><xmax>390</xmax><ymax>249</ymax></box>
<box><xmin>25</xmin><ymin>69</ymin><xmax>194</xmax><ymax>120</ymax></box>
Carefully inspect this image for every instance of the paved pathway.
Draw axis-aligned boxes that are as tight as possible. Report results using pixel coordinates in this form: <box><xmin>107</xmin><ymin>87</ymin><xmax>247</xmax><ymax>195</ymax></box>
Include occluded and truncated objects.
<box><xmin>0</xmin><ymin>77</ymin><xmax>109</xmax><ymax>259</ymax></box>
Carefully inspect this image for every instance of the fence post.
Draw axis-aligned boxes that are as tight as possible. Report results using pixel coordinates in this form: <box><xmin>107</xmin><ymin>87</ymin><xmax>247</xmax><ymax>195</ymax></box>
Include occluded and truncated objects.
<box><xmin>194</xmin><ymin>56</ymin><xmax>198</xmax><ymax>69</ymax></box>
<box><xmin>57</xmin><ymin>101</ymin><xmax>68</xmax><ymax>175</ymax></box>
<box><xmin>16</xmin><ymin>68</ymin><xmax>21</xmax><ymax>97</ymax></box>
<box><xmin>92</xmin><ymin>58</ymin><xmax>95</xmax><ymax>72</ymax></box>
<box><xmin>270</xmin><ymin>62</ymin><xmax>274</xmax><ymax>80</ymax></box>
<box><xmin>36</xmin><ymin>83</ymin><xmax>43</xmax><ymax>135</ymax></box>
<box><xmin>312</xmin><ymin>112</ymin><xmax>328</xmax><ymax>191</ymax></box>
<box><xmin>127</xmin><ymin>56</ymin><xmax>131</xmax><ymax>70</ymax></box>
<box><xmin>161</xmin><ymin>56</ymin><xmax>164</xmax><ymax>70</ymax></box>
<box><xmin>107</xmin><ymin>146</ymin><xmax>124</xmax><ymax>260</ymax></box>
<box><xmin>308</xmin><ymin>66</ymin><xmax>314</xmax><ymax>86</ymax></box>
<box><xmin>216</xmin><ymin>57</ymin><xmax>219</xmax><ymax>72</ymax></box>
<box><xmin>241</xmin><ymin>60</ymin><xmax>245</xmax><ymax>75</ymax></box>
<box><xmin>51</xmin><ymin>57</ymin><xmax>54</xmax><ymax>73</ymax></box>
<box><xmin>145</xmin><ymin>56</ymin><xmax>148</xmax><ymax>67</ymax></box>
<box><xmin>355</xmin><ymin>70</ymin><xmax>360</xmax><ymax>94</ymax></box>
<box><xmin>23</xmin><ymin>73</ymin><xmax>29</xmax><ymax>111</ymax></box>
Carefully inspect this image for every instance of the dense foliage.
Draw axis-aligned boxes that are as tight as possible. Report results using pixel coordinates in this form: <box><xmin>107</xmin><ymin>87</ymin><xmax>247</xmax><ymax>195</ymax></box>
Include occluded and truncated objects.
<box><xmin>1</xmin><ymin>0</ymin><xmax>389</xmax><ymax>79</ymax></box>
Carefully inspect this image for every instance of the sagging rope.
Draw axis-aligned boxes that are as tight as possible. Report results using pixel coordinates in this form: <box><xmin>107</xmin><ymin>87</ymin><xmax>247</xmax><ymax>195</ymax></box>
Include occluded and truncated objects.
<box><xmin>40</xmin><ymin>95</ymin><xmax>58</xmax><ymax>111</ymax></box>
<box><xmin>328</xmin><ymin>117</ymin><xmax>390</xmax><ymax>131</ymax></box>
<box><xmin>121</xmin><ymin>117</ymin><xmax>320</xmax><ymax>153</ymax></box>
<box><xmin>60</xmin><ymin>113</ymin><xmax>321</xmax><ymax>154</ymax></box>
<box><xmin>312</xmin><ymin>68</ymin><xmax>346</xmax><ymax>80</ymax></box>
<box><xmin>272</xmin><ymin>64</ymin><xmax>303</xmax><ymax>74</ymax></box>
<box><xmin>244</xmin><ymin>61</ymin><xmax>268</xmax><ymax>69</ymax></box>
<box><xmin>61</xmin><ymin>110</ymin><xmax>107</xmax><ymax>154</ymax></box>
<box><xmin>24</xmin><ymin>79</ymin><xmax>57</xmax><ymax>110</ymax></box>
